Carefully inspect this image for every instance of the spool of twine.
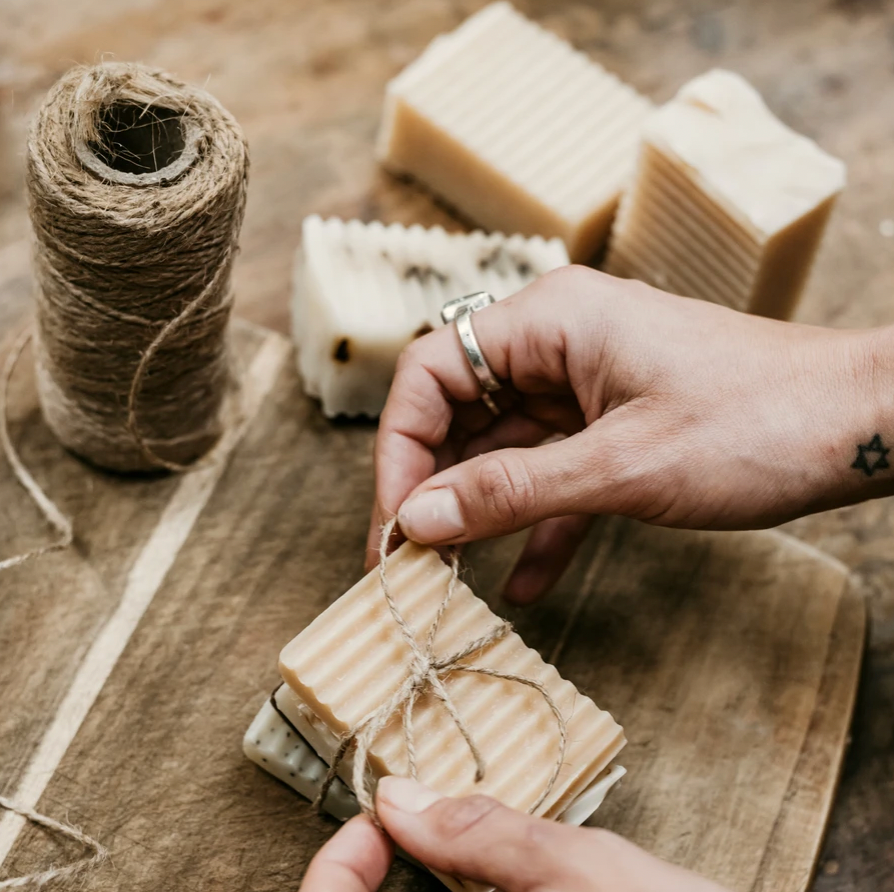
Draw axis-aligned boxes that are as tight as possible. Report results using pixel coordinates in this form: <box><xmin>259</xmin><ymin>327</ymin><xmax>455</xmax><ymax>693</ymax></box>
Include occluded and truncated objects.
<box><xmin>25</xmin><ymin>62</ymin><xmax>248</xmax><ymax>472</ymax></box>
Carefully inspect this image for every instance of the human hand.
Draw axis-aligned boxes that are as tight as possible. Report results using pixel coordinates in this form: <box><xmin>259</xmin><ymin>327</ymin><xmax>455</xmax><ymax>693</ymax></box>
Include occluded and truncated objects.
<box><xmin>368</xmin><ymin>266</ymin><xmax>894</xmax><ymax>601</ymax></box>
<box><xmin>299</xmin><ymin>777</ymin><xmax>728</xmax><ymax>892</ymax></box>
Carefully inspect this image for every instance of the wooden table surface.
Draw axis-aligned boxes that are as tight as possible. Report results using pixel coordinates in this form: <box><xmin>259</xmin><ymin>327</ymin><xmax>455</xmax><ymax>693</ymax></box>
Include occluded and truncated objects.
<box><xmin>0</xmin><ymin>0</ymin><xmax>892</xmax><ymax>889</ymax></box>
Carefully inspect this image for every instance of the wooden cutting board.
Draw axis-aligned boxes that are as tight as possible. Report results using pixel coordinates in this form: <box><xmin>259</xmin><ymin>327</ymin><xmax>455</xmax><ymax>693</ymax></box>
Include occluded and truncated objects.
<box><xmin>0</xmin><ymin>321</ymin><xmax>865</xmax><ymax>892</ymax></box>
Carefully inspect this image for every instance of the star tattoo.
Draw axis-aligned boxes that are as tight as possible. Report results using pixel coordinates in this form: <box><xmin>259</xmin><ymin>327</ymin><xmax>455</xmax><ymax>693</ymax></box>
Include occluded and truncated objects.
<box><xmin>851</xmin><ymin>434</ymin><xmax>891</xmax><ymax>478</ymax></box>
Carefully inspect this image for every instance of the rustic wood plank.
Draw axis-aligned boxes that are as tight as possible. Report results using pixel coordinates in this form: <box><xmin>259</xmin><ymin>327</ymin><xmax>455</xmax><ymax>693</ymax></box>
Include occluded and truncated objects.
<box><xmin>1</xmin><ymin>0</ymin><xmax>891</xmax><ymax>887</ymax></box>
<box><xmin>0</xmin><ymin>333</ymin><xmax>864</xmax><ymax>892</ymax></box>
<box><xmin>0</xmin><ymin>323</ymin><xmax>291</xmax><ymax>868</ymax></box>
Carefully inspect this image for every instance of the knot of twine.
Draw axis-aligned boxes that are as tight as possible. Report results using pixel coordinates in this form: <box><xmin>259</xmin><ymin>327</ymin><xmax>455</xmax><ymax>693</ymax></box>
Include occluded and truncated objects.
<box><xmin>314</xmin><ymin>518</ymin><xmax>568</xmax><ymax>824</ymax></box>
<box><xmin>25</xmin><ymin>62</ymin><xmax>248</xmax><ymax>473</ymax></box>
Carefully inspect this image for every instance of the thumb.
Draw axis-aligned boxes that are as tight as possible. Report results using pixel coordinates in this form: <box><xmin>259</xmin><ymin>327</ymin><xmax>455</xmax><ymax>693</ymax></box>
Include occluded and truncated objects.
<box><xmin>375</xmin><ymin>777</ymin><xmax>587</xmax><ymax>892</ymax></box>
<box><xmin>396</xmin><ymin>431</ymin><xmax>616</xmax><ymax>545</ymax></box>
<box><xmin>376</xmin><ymin>779</ymin><xmax>731</xmax><ymax>892</ymax></box>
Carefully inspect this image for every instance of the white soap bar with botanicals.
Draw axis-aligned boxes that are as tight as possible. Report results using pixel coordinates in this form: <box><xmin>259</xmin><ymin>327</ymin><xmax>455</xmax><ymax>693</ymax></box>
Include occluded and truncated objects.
<box><xmin>605</xmin><ymin>69</ymin><xmax>846</xmax><ymax>320</ymax></box>
<box><xmin>376</xmin><ymin>2</ymin><xmax>653</xmax><ymax>262</ymax></box>
<box><xmin>293</xmin><ymin>214</ymin><xmax>568</xmax><ymax>418</ymax></box>
<box><xmin>243</xmin><ymin>689</ymin><xmax>627</xmax><ymax>892</ymax></box>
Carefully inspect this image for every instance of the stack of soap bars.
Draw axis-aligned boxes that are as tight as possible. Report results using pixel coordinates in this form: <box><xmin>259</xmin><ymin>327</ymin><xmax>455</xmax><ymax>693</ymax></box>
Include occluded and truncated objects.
<box><xmin>605</xmin><ymin>69</ymin><xmax>846</xmax><ymax>319</ymax></box>
<box><xmin>244</xmin><ymin>541</ymin><xmax>626</xmax><ymax>892</ymax></box>
<box><xmin>292</xmin><ymin>6</ymin><xmax>846</xmax><ymax>418</ymax></box>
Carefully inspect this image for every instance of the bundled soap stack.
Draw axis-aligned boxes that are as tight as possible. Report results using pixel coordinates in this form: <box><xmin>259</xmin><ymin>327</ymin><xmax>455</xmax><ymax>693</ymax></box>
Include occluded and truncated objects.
<box><xmin>244</xmin><ymin>541</ymin><xmax>626</xmax><ymax>892</ymax></box>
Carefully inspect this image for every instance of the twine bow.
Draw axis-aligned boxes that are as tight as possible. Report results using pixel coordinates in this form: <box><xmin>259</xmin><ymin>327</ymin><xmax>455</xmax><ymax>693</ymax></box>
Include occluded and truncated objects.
<box><xmin>314</xmin><ymin>517</ymin><xmax>568</xmax><ymax>824</ymax></box>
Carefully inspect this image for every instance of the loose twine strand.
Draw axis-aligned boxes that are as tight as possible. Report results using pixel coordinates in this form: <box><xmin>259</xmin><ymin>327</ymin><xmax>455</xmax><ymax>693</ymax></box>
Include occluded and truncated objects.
<box><xmin>313</xmin><ymin>518</ymin><xmax>568</xmax><ymax>825</ymax></box>
<box><xmin>0</xmin><ymin>796</ymin><xmax>108</xmax><ymax>889</ymax></box>
<box><xmin>0</xmin><ymin>327</ymin><xmax>72</xmax><ymax>572</ymax></box>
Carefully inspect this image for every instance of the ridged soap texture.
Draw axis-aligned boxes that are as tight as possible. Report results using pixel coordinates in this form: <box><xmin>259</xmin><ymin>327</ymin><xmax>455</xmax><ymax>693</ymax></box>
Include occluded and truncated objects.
<box><xmin>605</xmin><ymin>69</ymin><xmax>846</xmax><ymax>320</ymax></box>
<box><xmin>293</xmin><ymin>214</ymin><xmax>568</xmax><ymax>418</ymax></box>
<box><xmin>377</xmin><ymin>2</ymin><xmax>653</xmax><ymax>262</ymax></box>
<box><xmin>279</xmin><ymin>541</ymin><xmax>626</xmax><ymax>820</ymax></box>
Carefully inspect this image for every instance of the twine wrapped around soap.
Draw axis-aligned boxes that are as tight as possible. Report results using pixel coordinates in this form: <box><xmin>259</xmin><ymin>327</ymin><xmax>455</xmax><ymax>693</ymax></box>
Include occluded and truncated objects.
<box><xmin>26</xmin><ymin>62</ymin><xmax>248</xmax><ymax>472</ymax></box>
<box><xmin>314</xmin><ymin>518</ymin><xmax>568</xmax><ymax>824</ymax></box>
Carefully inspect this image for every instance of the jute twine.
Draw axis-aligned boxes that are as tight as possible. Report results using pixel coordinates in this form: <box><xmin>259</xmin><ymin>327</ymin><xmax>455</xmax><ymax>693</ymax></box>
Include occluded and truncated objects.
<box><xmin>313</xmin><ymin>518</ymin><xmax>568</xmax><ymax>825</ymax></box>
<box><xmin>1</xmin><ymin>63</ymin><xmax>247</xmax><ymax>565</ymax></box>
<box><xmin>26</xmin><ymin>61</ymin><xmax>248</xmax><ymax>473</ymax></box>
<box><xmin>0</xmin><ymin>796</ymin><xmax>108</xmax><ymax>889</ymax></box>
<box><xmin>0</xmin><ymin>64</ymin><xmax>248</xmax><ymax>883</ymax></box>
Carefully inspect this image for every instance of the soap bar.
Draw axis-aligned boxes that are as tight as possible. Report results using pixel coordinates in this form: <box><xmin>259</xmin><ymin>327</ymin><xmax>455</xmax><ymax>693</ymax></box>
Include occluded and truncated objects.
<box><xmin>244</xmin><ymin>688</ymin><xmax>627</xmax><ymax>828</ymax></box>
<box><xmin>243</xmin><ymin>694</ymin><xmax>359</xmax><ymax>821</ymax></box>
<box><xmin>376</xmin><ymin>1</ymin><xmax>653</xmax><ymax>262</ymax></box>
<box><xmin>243</xmin><ymin>691</ymin><xmax>626</xmax><ymax>892</ymax></box>
<box><xmin>278</xmin><ymin>541</ymin><xmax>626</xmax><ymax>821</ymax></box>
<box><xmin>605</xmin><ymin>69</ymin><xmax>846</xmax><ymax>319</ymax></box>
<box><xmin>293</xmin><ymin>214</ymin><xmax>568</xmax><ymax>417</ymax></box>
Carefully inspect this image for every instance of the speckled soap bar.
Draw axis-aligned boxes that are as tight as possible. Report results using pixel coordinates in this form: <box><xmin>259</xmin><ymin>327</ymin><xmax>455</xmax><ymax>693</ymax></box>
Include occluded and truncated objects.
<box><xmin>293</xmin><ymin>214</ymin><xmax>568</xmax><ymax>417</ymax></box>
<box><xmin>243</xmin><ymin>686</ymin><xmax>627</xmax><ymax>829</ymax></box>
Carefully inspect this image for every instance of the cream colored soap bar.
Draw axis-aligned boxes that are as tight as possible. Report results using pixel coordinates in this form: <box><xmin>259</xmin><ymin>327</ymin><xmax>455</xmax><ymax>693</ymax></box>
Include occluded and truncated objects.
<box><xmin>293</xmin><ymin>214</ymin><xmax>568</xmax><ymax>417</ymax></box>
<box><xmin>244</xmin><ymin>689</ymin><xmax>627</xmax><ymax>827</ymax></box>
<box><xmin>244</xmin><ymin>691</ymin><xmax>625</xmax><ymax>892</ymax></box>
<box><xmin>376</xmin><ymin>2</ymin><xmax>653</xmax><ymax>262</ymax></box>
<box><xmin>605</xmin><ymin>69</ymin><xmax>846</xmax><ymax>319</ymax></box>
<box><xmin>279</xmin><ymin>541</ymin><xmax>626</xmax><ymax>823</ymax></box>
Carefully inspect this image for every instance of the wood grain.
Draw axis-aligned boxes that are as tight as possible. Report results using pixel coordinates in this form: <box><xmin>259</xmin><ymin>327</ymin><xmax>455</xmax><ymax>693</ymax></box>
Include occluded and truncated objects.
<box><xmin>0</xmin><ymin>321</ymin><xmax>864</xmax><ymax>891</ymax></box>
<box><xmin>0</xmin><ymin>0</ymin><xmax>891</xmax><ymax>888</ymax></box>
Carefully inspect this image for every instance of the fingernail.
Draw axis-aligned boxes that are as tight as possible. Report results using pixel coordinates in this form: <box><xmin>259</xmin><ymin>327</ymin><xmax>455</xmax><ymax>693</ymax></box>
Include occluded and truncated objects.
<box><xmin>377</xmin><ymin>776</ymin><xmax>445</xmax><ymax>814</ymax></box>
<box><xmin>398</xmin><ymin>489</ymin><xmax>464</xmax><ymax>543</ymax></box>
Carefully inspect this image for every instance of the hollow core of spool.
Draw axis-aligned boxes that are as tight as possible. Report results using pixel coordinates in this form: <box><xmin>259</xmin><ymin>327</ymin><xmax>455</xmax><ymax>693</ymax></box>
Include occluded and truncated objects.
<box><xmin>76</xmin><ymin>101</ymin><xmax>202</xmax><ymax>186</ymax></box>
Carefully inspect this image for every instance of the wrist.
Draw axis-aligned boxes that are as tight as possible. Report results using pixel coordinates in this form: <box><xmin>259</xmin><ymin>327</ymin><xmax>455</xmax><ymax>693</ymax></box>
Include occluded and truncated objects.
<box><xmin>807</xmin><ymin>325</ymin><xmax>894</xmax><ymax>513</ymax></box>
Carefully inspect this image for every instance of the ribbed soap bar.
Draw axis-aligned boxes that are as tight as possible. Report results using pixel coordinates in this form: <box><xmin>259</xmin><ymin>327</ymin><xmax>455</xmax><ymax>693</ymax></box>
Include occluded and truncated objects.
<box><xmin>243</xmin><ymin>688</ymin><xmax>626</xmax><ymax>892</ymax></box>
<box><xmin>279</xmin><ymin>541</ymin><xmax>626</xmax><ymax>821</ymax></box>
<box><xmin>605</xmin><ymin>69</ymin><xmax>846</xmax><ymax>319</ymax></box>
<box><xmin>293</xmin><ymin>214</ymin><xmax>568</xmax><ymax>418</ymax></box>
<box><xmin>376</xmin><ymin>1</ymin><xmax>653</xmax><ymax>262</ymax></box>
<box><xmin>243</xmin><ymin>688</ymin><xmax>627</xmax><ymax>828</ymax></box>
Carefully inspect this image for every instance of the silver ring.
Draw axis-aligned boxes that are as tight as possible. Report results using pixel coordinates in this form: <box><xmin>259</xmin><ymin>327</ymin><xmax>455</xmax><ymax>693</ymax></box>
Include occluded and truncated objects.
<box><xmin>441</xmin><ymin>292</ymin><xmax>502</xmax><ymax>415</ymax></box>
